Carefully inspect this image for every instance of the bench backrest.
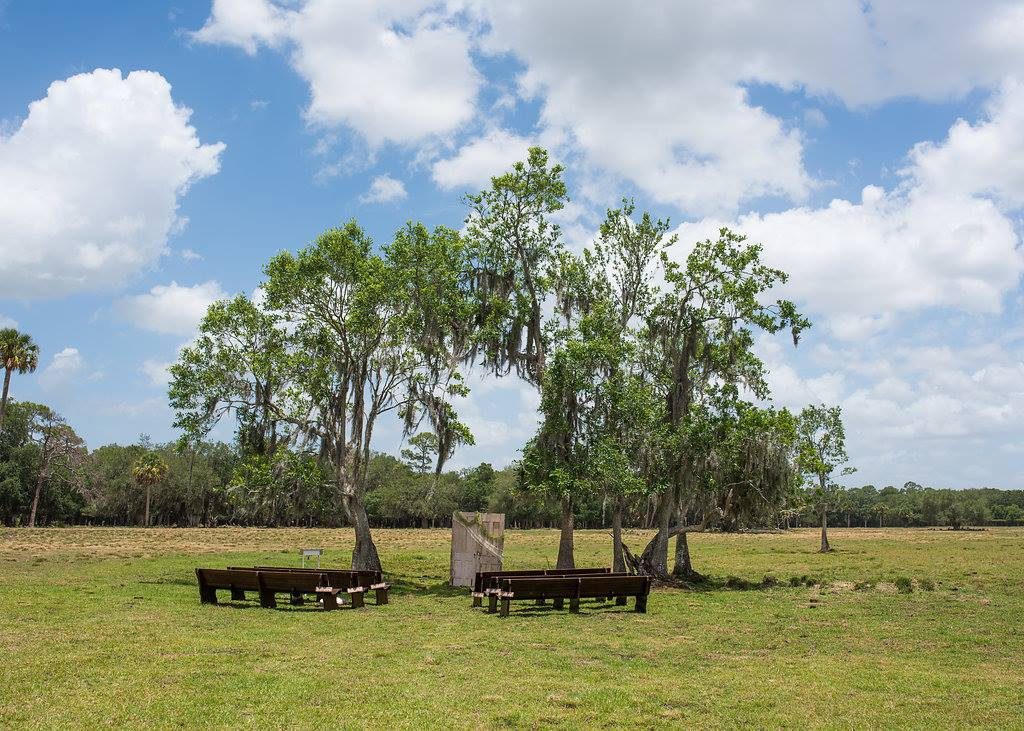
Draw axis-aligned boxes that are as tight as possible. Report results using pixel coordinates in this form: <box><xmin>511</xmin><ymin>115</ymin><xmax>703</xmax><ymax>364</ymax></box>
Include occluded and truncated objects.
<box><xmin>474</xmin><ymin>567</ymin><xmax>611</xmax><ymax>592</ymax></box>
<box><xmin>251</xmin><ymin>566</ymin><xmax>381</xmax><ymax>585</ymax></box>
<box><xmin>498</xmin><ymin>574</ymin><xmax>650</xmax><ymax>599</ymax></box>
<box><xmin>256</xmin><ymin>570</ymin><xmax>328</xmax><ymax>592</ymax></box>
<box><xmin>196</xmin><ymin>568</ymin><xmax>261</xmax><ymax>591</ymax></box>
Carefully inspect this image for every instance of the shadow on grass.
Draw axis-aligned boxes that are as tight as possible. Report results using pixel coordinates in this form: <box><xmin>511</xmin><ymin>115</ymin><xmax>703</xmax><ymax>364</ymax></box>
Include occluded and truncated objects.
<box><xmin>476</xmin><ymin>600</ymin><xmax>643</xmax><ymax>619</ymax></box>
<box><xmin>386</xmin><ymin>577</ymin><xmax>466</xmax><ymax>598</ymax></box>
<box><xmin>662</xmin><ymin>573</ymin><xmax>823</xmax><ymax>592</ymax></box>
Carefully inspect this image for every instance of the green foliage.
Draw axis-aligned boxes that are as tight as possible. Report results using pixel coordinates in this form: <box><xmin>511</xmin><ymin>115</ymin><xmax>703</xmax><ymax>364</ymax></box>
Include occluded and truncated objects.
<box><xmin>895</xmin><ymin>576</ymin><xmax>914</xmax><ymax>593</ymax></box>
<box><xmin>463</xmin><ymin>146</ymin><xmax>568</xmax><ymax>385</ymax></box>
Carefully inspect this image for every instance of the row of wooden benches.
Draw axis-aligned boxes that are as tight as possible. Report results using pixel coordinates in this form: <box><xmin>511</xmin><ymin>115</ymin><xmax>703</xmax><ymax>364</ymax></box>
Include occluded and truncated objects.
<box><xmin>473</xmin><ymin>567</ymin><xmax>651</xmax><ymax>616</ymax></box>
<box><xmin>195</xmin><ymin>566</ymin><xmax>390</xmax><ymax>610</ymax></box>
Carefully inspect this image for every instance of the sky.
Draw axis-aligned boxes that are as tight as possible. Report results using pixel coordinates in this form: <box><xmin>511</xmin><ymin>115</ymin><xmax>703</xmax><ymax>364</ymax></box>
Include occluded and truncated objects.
<box><xmin>2</xmin><ymin>1</ymin><xmax>1024</xmax><ymax>489</ymax></box>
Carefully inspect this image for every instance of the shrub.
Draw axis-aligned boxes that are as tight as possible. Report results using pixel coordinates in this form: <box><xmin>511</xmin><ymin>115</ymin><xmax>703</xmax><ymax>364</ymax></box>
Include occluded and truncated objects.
<box><xmin>761</xmin><ymin>574</ymin><xmax>779</xmax><ymax>588</ymax></box>
<box><xmin>919</xmin><ymin>577</ymin><xmax>936</xmax><ymax>591</ymax></box>
<box><xmin>895</xmin><ymin>576</ymin><xmax>914</xmax><ymax>593</ymax></box>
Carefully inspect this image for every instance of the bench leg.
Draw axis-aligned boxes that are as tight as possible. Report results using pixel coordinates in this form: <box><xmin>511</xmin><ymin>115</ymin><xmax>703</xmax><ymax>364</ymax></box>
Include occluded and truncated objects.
<box><xmin>500</xmin><ymin>598</ymin><xmax>510</xmax><ymax>617</ymax></box>
<box><xmin>375</xmin><ymin>587</ymin><xmax>389</xmax><ymax>605</ymax></box>
<box><xmin>290</xmin><ymin>590</ymin><xmax>304</xmax><ymax>606</ymax></box>
<box><xmin>488</xmin><ymin>594</ymin><xmax>498</xmax><ymax>614</ymax></box>
<box><xmin>349</xmin><ymin>590</ymin><xmax>365</xmax><ymax>609</ymax></box>
<box><xmin>230</xmin><ymin>588</ymin><xmax>245</xmax><ymax>601</ymax></box>
<box><xmin>318</xmin><ymin>592</ymin><xmax>339</xmax><ymax>610</ymax></box>
<box><xmin>553</xmin><ymin>598</ymin><xmax>564</xmax><ymax>610</ymax></box>
<box><xmin>635</xmin><ymin>594</ymin><xmax>648</xmax><ymax>613</ymax></box>
<box><xmin>615</xmin><ymin>595</ymin><xmax>628</xmax><ymax>606</ymax></box>
<box><xmin>569</xmin><ymin>597</ymin><xmax>580</xmax><ymax>613</ymax></box>
<box><xmin>199</xmin><ymin>587</ymin><xmax>217</xmax><ymax>604</ymax></box>
<box><xmin>472</xmin><ymin>595</ymin><xmax>482</xmax><ymax>608</ymax></box>
<box><xmin>259</xmin><ymin>590</ymin><xmax>277</xmax><ymax>609</ymax></box>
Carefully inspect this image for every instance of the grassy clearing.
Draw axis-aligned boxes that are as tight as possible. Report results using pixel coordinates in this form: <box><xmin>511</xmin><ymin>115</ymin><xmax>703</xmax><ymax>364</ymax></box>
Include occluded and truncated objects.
<box><xmin>1</xmin><ymin>527</ymin><xmax>1022</xmax><ymax>728</ymax></box>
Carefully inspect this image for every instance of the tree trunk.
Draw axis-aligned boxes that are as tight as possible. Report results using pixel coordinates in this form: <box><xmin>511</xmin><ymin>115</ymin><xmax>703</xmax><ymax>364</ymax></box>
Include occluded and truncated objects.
<box><xmin>819</xmin><ymin>508</ymin><xmax>831</xmax><ymax>553</ymax></box>
<box><xmin>672</xmin><ymin>530</ymin><xmax>695</xmax><ymax>579</ymax></box>
<box><xmin>648</xmin><ymin>491</ymin><xmax>675</xmax><ymax>576</ymax></box>
<box><xmin>344</xmin><ymin>492</ymin><xmax>382</xmax><ymax>572</ymax></box>
<box><xmin>611</xmin><ymin>498</ymin><xmax>625</xmax><ymax>573</ymax></box>
<box><xmin>144</xmin><ymin>483</ymin><xmax>152</xmax><ymax>527</ymax></box>
<box><xmin>556</xmin><ymin>495</ymin><xmax>575</xmax><ymax>569</ymax></box>
<box><xmin>0</xmin><ymin>368</ymin><xmax>11</xmax><ymax>434</ymax></box>
<box><xmin>28</xmin><ymin>468</ymin><xmax>44</xmax><ymax>527</ymax></box>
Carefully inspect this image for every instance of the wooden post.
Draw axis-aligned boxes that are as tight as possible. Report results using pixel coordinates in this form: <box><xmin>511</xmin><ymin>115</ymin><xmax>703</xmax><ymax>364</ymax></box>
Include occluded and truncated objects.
<box><xmin>349</xmin><ymin>589</ymin><xmax>365</xmax><ymax>609</ymax></box>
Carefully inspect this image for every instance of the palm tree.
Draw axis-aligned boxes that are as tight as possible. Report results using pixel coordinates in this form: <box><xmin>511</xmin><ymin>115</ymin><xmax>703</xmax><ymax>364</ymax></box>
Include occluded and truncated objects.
<box><xmin>133</xmin><ymin>453</ymin><xmax>169</xmax><ymax>527</ymax></box>
<box><xmin>0</xmin><ymin>328</ymin><xmax>40</xmax><ymax>434</ymax></box>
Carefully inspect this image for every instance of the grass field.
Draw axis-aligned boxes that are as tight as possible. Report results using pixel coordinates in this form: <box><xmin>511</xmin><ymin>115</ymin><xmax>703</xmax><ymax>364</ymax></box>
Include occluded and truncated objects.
<box><xmin>1</xmin><ymin>527</ymin><xmax>1022</xmax><ymax>728</ymax></box>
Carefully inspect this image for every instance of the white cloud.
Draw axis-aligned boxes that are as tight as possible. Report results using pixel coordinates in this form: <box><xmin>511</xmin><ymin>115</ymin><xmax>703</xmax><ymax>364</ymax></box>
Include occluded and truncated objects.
<box><xmin>194</xmin><ymin>0</ymin><xmax>480</xmax><ymax>146</ymax></box>
<box><xmin>0</xmin><ymin>68</ymin><xmax>224</xmax><ymax>299</ymax></box>
<box><xmin>473</xmin><ymin>2</ymin><xmax>1024</xmax><ymax>215</ymax></box>
<box><xmin>760</xmin><ymin>335</ymin><xmax>1024</xmax><ymax>487</ymax></box>
<box><xmin>180</xmin><ymin>248</ymin><xmax>203</xmax><ymax>263</ymax></box>
<box><xmin>803</xmin><ymin>108</ymin><xmax>828</xmax><ymax>129</ymax></box>
<box><xmin>191</xmin><ymin>0</ymin><xmax>290</xmax><ymax>54</ymax></box>
<box><xmin>141</xmin><ymin>359</ymin><xmax>173</xmax><ymax>387</ymax></box>
<box><xmin>359</xmin><ymin>174</ymin><xmax>407</xmax><ymax>204</ymax></box>
<box><xmin>906</xmin><ymin>77</ymin><xmax>1024</xmax><ymax>208</ymax></box>
<box><xmin>432</xmin><ymin>128</ymin><xmax>533</xmax><ymax>190</ymax></box>
<box><xmin>39</xmin><ymin>347</ymin><xmax>84</xmax><ymax>390</ymax></box>
<box><xmin>671</xmin><ymin>81</ymin><xmax>1024</xmax><ymax>338</ymax></box>
<box><xmin>116</xmin><ymin>280</ymin><xmax>228</xmax><ymax>336</ymax></box>
<box><xmin>0</xmin><ymin>315</ymin><xmax>17</xmax><ymax>328</ymax></box>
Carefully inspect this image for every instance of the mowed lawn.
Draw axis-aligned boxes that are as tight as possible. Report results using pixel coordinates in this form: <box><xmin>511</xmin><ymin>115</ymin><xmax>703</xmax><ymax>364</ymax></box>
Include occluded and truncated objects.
<box><xmin>1</xmin><ymin>527</ymin><xmax>1022</xmax><ymax>728</ymax></box>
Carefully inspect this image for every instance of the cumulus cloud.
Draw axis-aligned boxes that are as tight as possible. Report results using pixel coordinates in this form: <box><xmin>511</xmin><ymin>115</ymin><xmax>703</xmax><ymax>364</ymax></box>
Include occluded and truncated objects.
<box><xmin>473</xmin><ymin>2</ymin><xmax>1024</xmax><ymax>214</ymax></box>
<box><xmin>432</xmin><ymin>128</ymin><xmax>533</xmax><ymax>190</ymax></box>
<box><xmin>39</xmin><ymin>347</ymin><xmax>84</xmax><ymax>390</ymax></box>
<box><xmin>359</xmin><ymin>174</ymin><xmax>407</xmax><ymax>204</ymax></box>
<box><xmin>0</xmin><ymin>315</ymin><xmax>18</xmax><ymax>328</ymax></box>
<box><xmin>193</xmin><ymin>0</ymin><xmax>480</xmax><ymax>146</ymax></box>
<box><xmin>671</xmin><ymin>81</ymin><xmax>1024</xmax><ymax>338</ymax></box>
<box><xmin>0</xmin><ymin>68</ymin><xmax>224</xmax><ymax>298</ymax></box>
<box><xmin>116</xmin><ymin>280</ymin><xmax>228</xmax><ymax>336</ymax></box>
<box><xmin>758</xmin><ymin>335</ymin><xmax>1024</xmax><ymax>488</ymax></box>
<box><xmin>141</xmin><ymin>359</ymin><xmax>173</xmax><ymax>387</ymax></box>
<box><xmin>191</xmin><ymin>0</ymin><xmax>290</xmax><ymax>53</ymax></box>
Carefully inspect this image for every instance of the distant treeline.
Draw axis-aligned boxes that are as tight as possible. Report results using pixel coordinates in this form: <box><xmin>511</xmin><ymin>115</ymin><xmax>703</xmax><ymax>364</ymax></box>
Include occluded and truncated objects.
<box><xmin>2</xmin><ymin>400</ymin><xmax>1021</xmax><ymax>530</ymax></box>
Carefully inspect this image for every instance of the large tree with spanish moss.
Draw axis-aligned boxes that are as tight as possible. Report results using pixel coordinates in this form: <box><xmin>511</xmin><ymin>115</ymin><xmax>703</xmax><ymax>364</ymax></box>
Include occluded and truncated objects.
<box><xmin>170</xmin><ymin>221</ymin><xmax>474</xmax><ymax>571</ymax></box>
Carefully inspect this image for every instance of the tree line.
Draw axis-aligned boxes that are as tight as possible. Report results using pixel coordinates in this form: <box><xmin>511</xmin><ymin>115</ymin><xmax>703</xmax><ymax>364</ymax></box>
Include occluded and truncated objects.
<box><xmin>3</xmin><ymin>402</ymin><xmax>1020</xmax><ymax>536</ymax></box>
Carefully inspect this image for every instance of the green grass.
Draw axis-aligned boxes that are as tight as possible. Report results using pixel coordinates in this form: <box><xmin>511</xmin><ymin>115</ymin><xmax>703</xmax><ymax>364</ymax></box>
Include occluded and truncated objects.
<box><xmin>1</xmin><ymin>527</ymin><xmax>1022</xmax><ymax>728</ymax></box>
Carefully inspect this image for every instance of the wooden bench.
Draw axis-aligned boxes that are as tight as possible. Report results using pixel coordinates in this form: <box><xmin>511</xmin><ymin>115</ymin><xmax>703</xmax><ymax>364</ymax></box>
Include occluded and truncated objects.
<box><xmin>472</xmin><ymin>567</ymin><xmax>611</xmax><ymax>607</ymax></box>
<box><xmin>241</xmin><ymin>566</ymin><xmax>390</xmax><ymax>604</ymax></box>
<box><xmin>255</xmin><ymin>570</ymin><xmax>361</xmax><ymax>610</ymax></box>
<box><xmin>197</xmin><ymin>568</ymin><xmax>365</xmax><ymax>609</ymax></box>
<box><xmin>493</xmin><ymin>575</ymin><xmax>651</xmax><ymax>616</ymax></box>
<box><xmin>196</xmin><ymin>568</ymin><xmax>261</xmax><ymax>604</ymax></box>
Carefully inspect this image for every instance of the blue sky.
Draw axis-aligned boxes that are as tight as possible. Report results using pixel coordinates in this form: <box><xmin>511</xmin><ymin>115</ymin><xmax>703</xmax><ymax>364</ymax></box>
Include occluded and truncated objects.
<box><xmin>2</xmin><ymin>1</ymin><xmax>1024</xmax><ymax>488</ymax></box>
